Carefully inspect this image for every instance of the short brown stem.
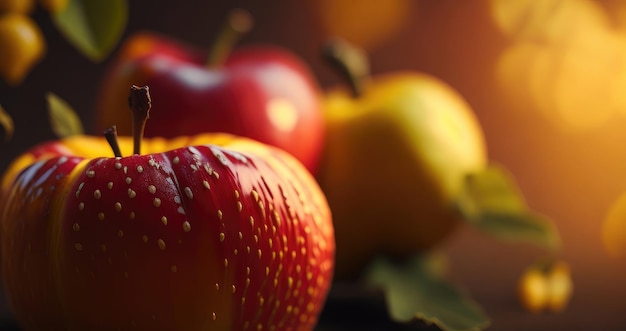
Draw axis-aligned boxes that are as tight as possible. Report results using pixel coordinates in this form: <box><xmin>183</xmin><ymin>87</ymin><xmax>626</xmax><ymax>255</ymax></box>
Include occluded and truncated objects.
<box><xmin>207</xmin><ymin>8</ymin><xmax>254</xmax><ymax>67</ymax></box>
<box><xmin>104</xmin><ymin>125</ymin><xmax>122</xmax><ymax>157</ymax></box>
<box><xmin>128</xmin><ymin>85</ymin><xmax>151</xmax><ymax>155</ymax></box>
<box><xmin>322</xmin><ymin>38</ymin><xmax>370</xmax><ymax>98</ymax></box>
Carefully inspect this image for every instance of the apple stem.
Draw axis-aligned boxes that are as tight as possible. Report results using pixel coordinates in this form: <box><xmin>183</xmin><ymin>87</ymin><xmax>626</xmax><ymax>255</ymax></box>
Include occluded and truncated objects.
<box><xmin>322</xmin><ymin>38</ymin><xmax>370</xmax><ymax>98</ymax></box>
<box><xmin>207</xmin><ymin>8</ymin><xmax>254</xmax><ymax>67</ymax></box>
<box><xmin>104</xmin><ymin>125</ymin><xmax>122</xmax><ymax>157</ymax></box>
<box><xmin>128</xmin><ymin>85</ymin><xmax>151</xmax><ymax>155</ymax></box>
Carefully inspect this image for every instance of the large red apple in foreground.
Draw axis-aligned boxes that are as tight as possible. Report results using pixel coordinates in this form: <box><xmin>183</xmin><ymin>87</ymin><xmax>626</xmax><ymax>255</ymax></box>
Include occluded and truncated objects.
<box><xmin>94</xmin><ymin>11</ymin><xmax>325</xmax><ymax>173</ymax></box>
<box><xmin>0</xmin><ymin>86</ymin><xmax>334</xmax><ymax>330</ymax></box>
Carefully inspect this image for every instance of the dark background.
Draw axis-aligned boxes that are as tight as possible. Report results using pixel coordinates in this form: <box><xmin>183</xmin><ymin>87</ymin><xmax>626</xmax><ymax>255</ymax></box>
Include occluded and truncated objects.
<box><xmin>2</xmin><ymin>0</ymin><xmax>626</xmax><ymax>330</ymax></box>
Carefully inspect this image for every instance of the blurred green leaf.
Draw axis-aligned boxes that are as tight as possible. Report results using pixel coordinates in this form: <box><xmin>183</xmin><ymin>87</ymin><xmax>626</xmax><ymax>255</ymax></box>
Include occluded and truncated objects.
<box><xmin>455</xmin><ymin>163</ymin><xmax>561</xmax><ymax>250</ymax></box>
<box><xmin>471</xmin><ymin>211</ymin><xmax>560</xmax><ymax>249</ymax></box>
<box><xmin>51</xmin><ymin>0</ymin><xmax>128</xmax><ymax>62</ymax></box>
<box><xmin>365</xmin><ymin>254</ymin><xmax>490</xmax><ymax>331</ymax></box>
<box><xmin>0</xmin><ymin>104</ymin><xmax>13</xmax><ymax>142</ymax></box>
<box><xmin>47</xmin><ymin>92</ymin><xmax>84</xmax><ymax>137</ymax></box>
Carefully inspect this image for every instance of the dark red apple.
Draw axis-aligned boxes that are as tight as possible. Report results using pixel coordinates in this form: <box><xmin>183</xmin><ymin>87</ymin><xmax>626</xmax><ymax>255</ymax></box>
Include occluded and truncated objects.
<box><xmin>94</xmin><ymin>10</ymin><xmax>325</xmax><ymax>173</ymax></box>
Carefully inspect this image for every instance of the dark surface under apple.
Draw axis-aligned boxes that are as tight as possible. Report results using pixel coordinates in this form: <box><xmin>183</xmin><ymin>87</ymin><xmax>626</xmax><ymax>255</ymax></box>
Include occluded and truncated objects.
<box><xmin>0</xmin><ymin>282</ymin><xmax>442</xmax><ymax>331</ymax></box>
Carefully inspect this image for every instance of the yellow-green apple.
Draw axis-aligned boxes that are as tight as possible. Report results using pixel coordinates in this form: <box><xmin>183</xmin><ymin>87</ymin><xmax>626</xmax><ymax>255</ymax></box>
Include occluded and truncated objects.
<box><xmin>0</xmin><ymin>86</ymin><xmax>335</xmax><ymax>330</ymax></box>
<box><xmin>316</xmin><ymin>40</ymin><xmax>487</xmax><ymax>279</ymax></box>
<box><xmin>93</xmin><ymin>10</ymin><xmax>325</xmax><ymax>173</ymax></box>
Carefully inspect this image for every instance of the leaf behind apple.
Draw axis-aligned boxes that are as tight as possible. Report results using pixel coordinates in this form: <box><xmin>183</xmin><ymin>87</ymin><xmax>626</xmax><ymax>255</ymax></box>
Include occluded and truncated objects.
<box><xmin>46</xmin><ymin>92</ymin><xmax>84</xmax><ymax>138</ymax></box>
<box><xmin>455</xmin><ymin>163</ymin><xmax>561</xmax><ymax>250</ymax></box>
<box><xmin>51</xmin><ymin>0</ymin><xmax>128</xmax><ymax>62</ymax></box>
<box><xmin>364</xmin><ymin>253</ymin><xmax>491</xmax><ymax>331</ymax></box>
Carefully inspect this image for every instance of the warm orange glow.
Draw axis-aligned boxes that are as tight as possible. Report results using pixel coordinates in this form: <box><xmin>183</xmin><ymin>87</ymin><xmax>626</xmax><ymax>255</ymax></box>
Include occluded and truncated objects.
<box><xmin>603</xmin><ymin>192</ymin><xmax>626</xmax><ymax>259</ymax></box>
<box><xmin>492</xmin><ymin>0</ymin><xmax>626</xmax><ymax>132</ymax></box>
<box><xmin>312</xmin><ymin>0</ymin><xmax>415</xmax><ymax>50</ymax></box>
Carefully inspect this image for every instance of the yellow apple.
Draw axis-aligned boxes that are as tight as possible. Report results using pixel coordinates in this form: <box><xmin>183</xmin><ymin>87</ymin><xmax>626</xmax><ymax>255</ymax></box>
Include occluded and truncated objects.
<box><xmin>316</xmin><ymin>40</ymin><xmax>487</xmax><ymax>279</ymax></box>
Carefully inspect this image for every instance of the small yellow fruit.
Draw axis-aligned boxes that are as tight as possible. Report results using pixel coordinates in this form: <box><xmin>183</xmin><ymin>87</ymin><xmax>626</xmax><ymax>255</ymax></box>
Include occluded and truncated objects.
<box><xmin>518</xmin><ymin>268</ymin><xmax>548</xmax><ymax>313</ymax></box>
<box><xmin>518</xmin><ymin>260</ymin><xmax>573</xmax><ymax>313</ymax></box>
<box><xmin>0</xmin><ymin>0</ymin><xmax>34</xmax><ymax>14</ymax></box>
<box><xmin>0</xmin><ymin>13</ymin><xmax>45</xmax><ymax>85</ymax></box>
<box><xmin>545</xmin><ymin>261</ymin><xmax>573</xmax><ymax>312</ymax></box>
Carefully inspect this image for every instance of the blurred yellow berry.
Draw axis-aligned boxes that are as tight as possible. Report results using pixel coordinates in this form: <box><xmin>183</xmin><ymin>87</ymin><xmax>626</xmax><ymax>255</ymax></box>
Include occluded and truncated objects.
<box><xmin>545</xmin><ymin>261</ymin><xmax>573</xmax><ymax>312</ymax></box>
<box><xmin>518</xmin><ymin>268</ymin><xmax>548</xmax><ymax>313</ymax></box>
<box><xmin>518</xmin><ymin>260</ymin><xmax>573</xmax><ymax>313</ymax></box>
<box><xmin>0</xmin><ymin>13</ymin><xmax>46</xmax><ymax>85</ymax></box>
<box><xmin>0</xmin><ymin>0</ymin><xmax>34</xmax><ymax>14</ymax></box>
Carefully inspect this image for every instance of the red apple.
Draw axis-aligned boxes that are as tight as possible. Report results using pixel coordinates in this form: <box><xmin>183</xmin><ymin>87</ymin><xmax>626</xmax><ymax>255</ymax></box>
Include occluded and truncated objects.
<box><xmin>0</xmin><ymin>86</ymin><xmax>334</xmax><ymax>330</ymax></box>
<box><xmin>94</xmin><ymin>10</ymin><xmax>325</xmax><ymax>173</ymax></box>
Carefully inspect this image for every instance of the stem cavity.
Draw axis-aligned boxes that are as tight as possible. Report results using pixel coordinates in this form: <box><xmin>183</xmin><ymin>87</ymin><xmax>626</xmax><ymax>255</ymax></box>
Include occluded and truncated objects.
<box><xmin>207</xmin><ymin>8</ymin><xmax>254</xmax><ymax>67</ymax></box>
<box><xmin>128</xmin><ymin>85</ymin><xmax>151</xmax><ymax>155</ymax></box>
<box><xmin>322</xmin><ymin>38</ymin><xmax>370</xmax><ymax>98</ymax></box>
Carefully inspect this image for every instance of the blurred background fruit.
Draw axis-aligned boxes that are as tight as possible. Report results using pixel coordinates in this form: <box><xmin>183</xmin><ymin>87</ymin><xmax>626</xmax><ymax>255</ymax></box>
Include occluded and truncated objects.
<box><xmin>518</xmin><ymin>260</ymin><xmax>573</xmax><ymax>313</ymax></box>
<box><xmin>0</xmin><ymin>13</ymin><xmax>45</xmax><ymax>85</ymax></box>
<box><xmin>93</xmin><ymin>19</ymin><xmax>326</xmax><ymax>173</ymax></box>
<box><xmin>0</xmin><ymin>0</ymin><xmax>71</xmax><ymax>87</ymax></box>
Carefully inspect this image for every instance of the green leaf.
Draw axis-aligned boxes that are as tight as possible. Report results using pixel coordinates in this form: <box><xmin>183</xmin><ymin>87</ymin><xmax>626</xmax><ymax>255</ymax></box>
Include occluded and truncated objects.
<box><xmin>455</xmin><ymin>164</ymin><xmax>561</xmax><ymax>250</ymax></box>
<box><xmin>47</xmin><ymin>92</ymin><xmax>84</xmax><ymax>138</ymax></box>
<box><xmin>472</xmin><ymin>211</ymin><xmax>560</xmax><ymax>249</ymax></box>
<box><xmin>51</xmin><ymin>0</ymin><xmax>128</xmax><ymax>62</ymax></box>
<box><xmin>365</xmin><ymin>254</ymin><xmax>490</xmax><ymax>331</ymax></box>
<box><xmin>0</xmin><ymin>104</ymin><xmax>14</xmax><ymax>142</ymax></box>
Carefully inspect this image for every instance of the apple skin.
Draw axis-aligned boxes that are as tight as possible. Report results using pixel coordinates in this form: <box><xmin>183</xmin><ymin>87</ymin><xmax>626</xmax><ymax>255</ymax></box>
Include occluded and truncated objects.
<box><xmin>94</xmin><ymin>32</ymin><xmax>325</xmax><ymax>173</ymax></box>
<box><xmin>316</xmin><ymin>73</ymin><xmax>487</xmax><ymax>279</ymax></box>
<box><xmin>0</xmin><ymin>133</ymin><xmax>334</xmax><ymax>330</ymax></box>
